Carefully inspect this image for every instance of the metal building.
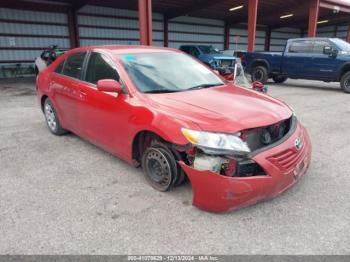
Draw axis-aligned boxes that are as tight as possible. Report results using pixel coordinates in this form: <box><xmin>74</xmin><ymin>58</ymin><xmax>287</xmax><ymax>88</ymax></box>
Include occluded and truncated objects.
<box><xmin>0</xmin><ymin>0</ymin><xmax>350</xmax><ymax>78</ymax></box>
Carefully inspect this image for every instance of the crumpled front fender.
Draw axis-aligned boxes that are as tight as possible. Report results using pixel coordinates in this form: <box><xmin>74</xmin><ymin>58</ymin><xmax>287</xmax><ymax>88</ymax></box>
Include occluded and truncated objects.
<box><xmin>178</xmin><ymin>162</ymin><xmax>272</xmax><ymax>213</ymax></box>
<box><xmin>178</xmin><ymin>122</ymin><xmax>312</xmax><ymax>213</ymax></box>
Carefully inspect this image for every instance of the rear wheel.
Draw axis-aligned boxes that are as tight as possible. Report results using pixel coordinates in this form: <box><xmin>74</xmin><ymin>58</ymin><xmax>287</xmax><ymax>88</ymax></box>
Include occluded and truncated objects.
<box><xmin>251</xmin><ymin>66</ymin><xmax>268</xmax><ymax>84</ymax></box>
<box><xmin>272</xmin><ymin>75</ymin><xmax>287</xmax><ymax>84</ymax></box>
<box><xmin>340</xmin><ymin>71</ymin><xmax>350</xmax><ymax>93</ymax></box>
<box><xmin>43</xmin><ymin>98</ymin><xmax>67</xmax><ymax>135</ymax></box>
<box><xmin>141</xmin><ymin>142</ymin><xmax>178</xmax><ymax>191</ymax></box>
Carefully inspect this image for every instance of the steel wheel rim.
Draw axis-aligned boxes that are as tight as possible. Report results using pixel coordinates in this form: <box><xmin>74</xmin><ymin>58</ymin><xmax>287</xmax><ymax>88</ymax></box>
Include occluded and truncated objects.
<box><xmin>44</xmin><ymin>103</ymin><xmax>57</xmax><ymax>131</ymax></box>
<box><xmin>145</xmin><ymin>148</ymin><xmax>171</xmax><ymax>187</ymax></box>
<box><xmin>254</xmin><ymin>69</ymin><xmax>263</xmax><ymax>81</ymax></box>
<box><xmin>345</xmin><ymin>77</ymin><xmax>350</xmax><ymax>89</ymax></box>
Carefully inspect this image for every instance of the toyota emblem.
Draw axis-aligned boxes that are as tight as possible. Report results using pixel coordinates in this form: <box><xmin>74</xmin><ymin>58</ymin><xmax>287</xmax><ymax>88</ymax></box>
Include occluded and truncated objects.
<box><xmin>295</xmin><ymin>138</ymin><xmax>303</xmax><ymax>151</ymax></box>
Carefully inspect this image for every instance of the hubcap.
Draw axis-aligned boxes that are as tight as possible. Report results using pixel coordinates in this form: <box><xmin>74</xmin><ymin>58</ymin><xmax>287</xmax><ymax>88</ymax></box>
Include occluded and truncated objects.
<box><xmin>145</xmin><ymin>148</ymin><xmax>171</xmax><ymax>187</ymax></box>
<box><xmin>44</xmin><ymin>102</ymin><xmax>57</xmax><ymax>131</ymax></box>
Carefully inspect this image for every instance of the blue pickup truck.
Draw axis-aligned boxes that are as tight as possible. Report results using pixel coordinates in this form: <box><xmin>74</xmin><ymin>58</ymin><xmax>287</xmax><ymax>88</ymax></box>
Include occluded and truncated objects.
<box><xmin>242</xmin><ymin>38</ymin><xmax>350</xmax><ymax>93</ymax></box>
<box><xmin>179</xmin><ymin>45</ymin><xmax>236</xmax><ymax>76</ymax></box>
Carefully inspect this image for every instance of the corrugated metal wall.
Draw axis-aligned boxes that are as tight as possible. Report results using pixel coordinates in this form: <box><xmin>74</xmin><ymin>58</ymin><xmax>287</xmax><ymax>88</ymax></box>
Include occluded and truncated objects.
<box><xmin>270</xmin><ymin>27</ymin><xmax>301</xmax><ymax>51</ymax></box>
<box><xmin>78</xmin><ymin>5</ymin><xmax>164</xmax><ymax>47</ymax></box>
<box><xmin>0</xmin><ymin>7</ymin><xmax>69</xmax><ymax>77</ymax></box>
<box><xmin>1</xmin><ymin>3</ymin><xmax>348</xmax><ymax>78</ymax></box>
<box><xmin>229</xmin><ymin>27</ymin><xmax>266</xmax><ymax>51</ymax></box>
<box><xmin>317</xmin><ymin>24</ymin><xmax>348</xmax><ymax>40</ymax></box>
<box><xmin>168</xmin><ymin>16</ymin><xmax>225</xmax><ymax>50</ymax></box>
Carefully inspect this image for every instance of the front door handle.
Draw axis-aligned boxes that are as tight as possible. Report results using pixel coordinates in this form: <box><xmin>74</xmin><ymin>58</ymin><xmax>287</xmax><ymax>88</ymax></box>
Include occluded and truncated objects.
<box><xmin>78</xmin><ymin>89</ymin><xmax>87</xmax><ymax>100</ymax></box>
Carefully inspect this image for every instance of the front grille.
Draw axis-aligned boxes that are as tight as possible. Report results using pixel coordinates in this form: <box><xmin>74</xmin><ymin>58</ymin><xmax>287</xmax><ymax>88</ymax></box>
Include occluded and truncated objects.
<box><xmin>235</xmin><ymin>160</ymin><xmax>265</xmax><ymax>177</ymax></box>
<box><xmin>221</xmin><ymin>60</ymin><xmax>233</xmax><ymax>67</ymax></box>
<box><xmin>267</xmin><ymin>131</ymin><xmax>308</xmax><ymax>172</ymax></box>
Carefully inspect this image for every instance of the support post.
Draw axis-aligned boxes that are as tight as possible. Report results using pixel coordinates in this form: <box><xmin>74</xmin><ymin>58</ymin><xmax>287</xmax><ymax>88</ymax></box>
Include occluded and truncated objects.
<box><xmin>67</xmin><ymin>9</ymin><xmax>79</xmax><ymax>48</ymax></box>
<box><xmin>248</xmin><ymin>0</ymin><xmax>258</xmax><ymax>52</ymax></box>
<box><xmin>138</xmin><ymin>0</ymin><xmax>153</xmax><ymax>45</ymax></box>
<box><xmin>308</xmin><ymin>0</ymin><xmax>320</xmax><ymax>37</ymax></box>
<box><xmin>347</xmin><ymin>24</ymin><xmax>350</xmax><ymax>43</ymax></box>
<box><xmin>164</xmin><ymin>18</ymin><xmax>168</xmax><ymax>47</ymax></box>
<box><xmin>224</xmin><ymin>22</ymin><xmax>230</xmax><ymax>50</ymax></box>
<box><xmin>264</xmin><ymin>27</ymin><xmax>271</xmax><ymax>51</ymax></box>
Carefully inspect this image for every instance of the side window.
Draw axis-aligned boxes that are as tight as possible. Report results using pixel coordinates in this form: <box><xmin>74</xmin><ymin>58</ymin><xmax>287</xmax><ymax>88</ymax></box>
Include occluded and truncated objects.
<box><xmin>85</xmin><ymin>52</ymin><xmax>120</xmax><ymax>85</ymax></box>
<box><xmin>62</xmin><ymin>52</ymin><xmax>86</xmax><ymax>79</ymax></box>
<box><xmin>189</xmin><ymin>47</ymin><xmax>199</xmax><ymax>57</ymax></box>
<box><xmin>313</xmin><ymin>40</ymin><xmax>331</xmax><ymax>54</ymax></box>
<box><xmin>41</xmin><ymin>51</ymin><xmax>50</xmax><ymax>61</ymax></box>
<box><xmin>54</xmin><ymin>59</ymin><xmax>65</xmax><ymax>74</ymax></box>
<box><xmin>180</xmin><ymin>46</ymin><xmax>189</xmax><ymax>54</ymax></box>
<box><xmin>289</xmin><ymin>40</ymin><xmax>313</xmax><ymax>53</ymax></box>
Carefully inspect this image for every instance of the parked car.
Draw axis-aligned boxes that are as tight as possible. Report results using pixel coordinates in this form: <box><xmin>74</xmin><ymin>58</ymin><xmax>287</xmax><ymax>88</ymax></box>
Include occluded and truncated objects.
<box><xmin>34</xmin><ymin>45</ymin><xmax>68</xmax><ymax>75</ymax></box>
<box><xmin>36</xmin><ymin>45</ymin><xmax>311</xmax><ymax>212</ymax></box>
<box><xmin>179</xmin><ymin>45</ymin><xmax>236</xmax><ymax>78</ymax></box>
<box><xmin>242</xmin><ymin>37</ymin><xmax>350</xmax><ymax>93</ymax></box>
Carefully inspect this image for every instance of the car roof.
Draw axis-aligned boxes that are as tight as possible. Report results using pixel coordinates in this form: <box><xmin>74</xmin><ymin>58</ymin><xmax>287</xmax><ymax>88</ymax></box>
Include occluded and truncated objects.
<box><xmin>288</xmin><ymin>37</ymin><xmax>340</xmax><ymax>41</ymax></box>
<box><xmin>68</xmin><ymin>45</ymin><xmax>181</xmax><ymax>55</ymax></box>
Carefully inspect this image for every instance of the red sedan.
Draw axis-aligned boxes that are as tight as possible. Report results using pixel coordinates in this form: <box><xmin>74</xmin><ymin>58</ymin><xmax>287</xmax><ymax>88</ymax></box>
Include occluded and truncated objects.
<box><xmin>36</xmin><ymin>46</ymin><xmax>312</xmax><ymax>213</ymax></box>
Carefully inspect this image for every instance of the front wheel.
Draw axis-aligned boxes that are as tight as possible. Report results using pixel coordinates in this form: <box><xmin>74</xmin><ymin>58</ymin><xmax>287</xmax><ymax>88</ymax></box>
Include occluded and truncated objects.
<box><xmin>340</xmin><ymin>71</ymin><xmax>350</xmax><ymax>93</ymax></box>
<box><xmin>272</xmin><ymin>75</ymin><xmax>287</xmax><ymax>84</ymax></box>
<box><xmin>141</xmin><ymin>142</ymin><xmax>178</xmax><ymax>192</ymax></box>
<box><xmin>251</xmin><ymin>66</ymin><xmax>268</xmax><ymax>84</ymax></box>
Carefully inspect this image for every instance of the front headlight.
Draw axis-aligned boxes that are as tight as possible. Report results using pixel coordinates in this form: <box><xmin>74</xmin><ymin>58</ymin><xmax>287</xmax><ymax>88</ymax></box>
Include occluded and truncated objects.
<box><xmin>181</xmin><ymin>128</ymin><xmax>250</xmax><ymax>155</ymax></box>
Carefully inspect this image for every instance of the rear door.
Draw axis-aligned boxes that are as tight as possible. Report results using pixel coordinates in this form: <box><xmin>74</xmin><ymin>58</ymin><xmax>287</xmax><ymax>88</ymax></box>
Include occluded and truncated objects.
<box><xmin>310</xmin><ymin>39</ymin><xmax>338</xmax><ymax>80</ymax></box>
<box><xmin>282</xmin><ymin>40</ymin><xmax>314</xmax><ymax>78</ymax></box>
<box><xmin>49</xmin><ymin>52</ymin><xmax>87</xmax><ymax>132</ymax></box>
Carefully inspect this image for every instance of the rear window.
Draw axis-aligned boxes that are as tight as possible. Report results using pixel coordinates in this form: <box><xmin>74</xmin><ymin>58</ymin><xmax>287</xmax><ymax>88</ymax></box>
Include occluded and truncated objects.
<box><xmin>288</xmin><ymin>40</ymin><xmax>313</xmax><ymax>53</ymax></box>
<box><xmin>62</xmin><ymin>52</ymin><xmax>86</xmax><ymax>79</ymax></box>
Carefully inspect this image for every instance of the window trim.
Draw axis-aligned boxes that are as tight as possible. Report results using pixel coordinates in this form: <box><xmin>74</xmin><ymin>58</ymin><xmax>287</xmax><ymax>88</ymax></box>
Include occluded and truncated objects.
<box><xmin>82</xmin><ymin>51</ymin><xmax>128</xmax><ymax>94</ymax></box>
<box><xmin>58</xmin><ymin>51</ymin><xmax>88</xmax><ymax>80</ymax></box>
<box><xmin>288</xmin><ymin>40</ymin><xmax>314</xmax><ymax>54</ymax></box>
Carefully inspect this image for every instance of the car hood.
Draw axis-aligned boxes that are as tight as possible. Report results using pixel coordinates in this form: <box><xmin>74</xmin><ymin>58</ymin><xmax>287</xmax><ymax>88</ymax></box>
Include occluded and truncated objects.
<box><xmin>147</xmin><ymin>85</ymin><xmax>292</xmax><ymax>133</ymax></box>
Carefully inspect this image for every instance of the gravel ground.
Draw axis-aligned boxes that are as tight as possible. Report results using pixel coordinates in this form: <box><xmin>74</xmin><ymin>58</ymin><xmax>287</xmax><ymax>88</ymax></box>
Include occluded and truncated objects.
<box><xmin>0</xmin><ymin>77</ymin><xmax>349</xmax><ymax>255</ymax></box>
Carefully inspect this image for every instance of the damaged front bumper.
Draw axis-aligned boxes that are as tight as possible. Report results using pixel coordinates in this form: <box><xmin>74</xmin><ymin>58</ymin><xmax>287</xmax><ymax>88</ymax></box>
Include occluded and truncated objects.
<box><xmin>179</xmin><ymin>122</ymin><xmax>312</xmax><ymax>213</ymax></box>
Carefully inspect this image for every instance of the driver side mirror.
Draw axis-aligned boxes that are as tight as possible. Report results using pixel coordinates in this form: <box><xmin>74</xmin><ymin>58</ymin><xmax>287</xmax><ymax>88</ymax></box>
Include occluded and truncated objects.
<box><xmin>97</xmin><ymin>79</ymin><xmax>123</xmax><ymax>94</ymax></box>
<box><xmin>323</xmin><ymin>46</ymin><xmax>337</xmax><ymax>57</ymax></box>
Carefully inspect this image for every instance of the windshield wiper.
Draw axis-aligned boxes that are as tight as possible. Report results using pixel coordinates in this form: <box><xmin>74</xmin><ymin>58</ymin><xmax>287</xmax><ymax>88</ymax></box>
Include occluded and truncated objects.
<box><xmin>143</xmin><ymin>89</ymin><xmax>181</xmax><ymax>94</ymax></box>
<box><xmin>187</xmin><ymin>83</ymin><xmax>222</xmax><ymax>91</ymax></box>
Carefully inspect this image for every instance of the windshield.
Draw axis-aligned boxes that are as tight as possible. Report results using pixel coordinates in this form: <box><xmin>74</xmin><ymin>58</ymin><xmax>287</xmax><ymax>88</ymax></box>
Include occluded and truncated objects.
<box><xmin>117</xmin><ymin>52</ymin><xmax>224</xmax><ymax>93</ymax></box>
<box><xmin>331</xmin><ymin>38</ymin><xmax>350</xmax><ymax>52</ymax></box>
<box><xmin>198</xmin><ymin>46</ymin><xmax>221</xmax><ymax>54</ymax></box>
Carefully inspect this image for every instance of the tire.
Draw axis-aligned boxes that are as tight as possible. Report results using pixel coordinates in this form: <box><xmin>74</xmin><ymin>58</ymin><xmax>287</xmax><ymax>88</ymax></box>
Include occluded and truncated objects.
<box><xmin>272</xmin><ymin>75</ymin><xmax>287</xmax><ymax>84</ymax></box>
<box><xmin>340</xmin><ymin>71</ymin><xmax>350</xmax><ymax>93</ymax></box>
<box><xmin>43</xmin><ymin>98</ymin><xmax>67</xmax><ymax>135</ymax></box>
<box><xmin>141</xmin><ymin>142</ymin><xmax>178</xmax><ymax>192</ymax></box>
<box><xmin>251</xmin><ymin>66</ymin><xmax>268</xmax><ymax>84</ymax></box>
<box><xmin>152</xmin><ymin>142</ymin><xmax>186</xmax><ymax>186</ymax></box>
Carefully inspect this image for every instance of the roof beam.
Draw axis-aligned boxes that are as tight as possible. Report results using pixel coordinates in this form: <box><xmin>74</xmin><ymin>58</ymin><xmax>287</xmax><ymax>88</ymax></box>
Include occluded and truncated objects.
<box><xmin>165</xmin><ymin>0</ymin><xmax>227</xmax><ymax>20</ymax></box>
<box><xmin>320</xmin><ymin>1</ymin><xmax>350</xmax><ymax>13</ymax></box>
<box><xmin>0</xmin><ymin>0</ymin><xmax>69</xmax><ymax>12</ymax></box>
<box><xmin>72</xmin><ymin>0</ymin><xmax>92</xmax><ymax>11</ymax></box>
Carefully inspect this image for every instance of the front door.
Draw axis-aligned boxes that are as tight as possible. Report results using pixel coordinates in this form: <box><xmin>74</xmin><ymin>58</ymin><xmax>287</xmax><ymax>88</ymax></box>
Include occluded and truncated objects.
<box><xmin>310</xmin><ymin>39</ymin><xmax>338</xmax><ymax>80</ymax></box>
<box><xmin>76</xmin><ymin>52</ymin><xmax>131</xmax><ymax>156</ymax></box>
